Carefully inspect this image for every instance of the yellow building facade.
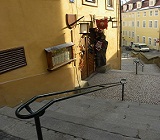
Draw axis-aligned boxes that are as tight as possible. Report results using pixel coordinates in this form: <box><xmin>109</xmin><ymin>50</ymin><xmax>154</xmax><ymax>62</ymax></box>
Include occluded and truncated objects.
<box><xmin>122</xmin><ymin>0</ymin><xmax>160</xmax><ymax>50</ymax></box>
<box><xmin>0</xmin><ymin>0</ymin><xmax>121</xmax><ymax>107</ymax></box>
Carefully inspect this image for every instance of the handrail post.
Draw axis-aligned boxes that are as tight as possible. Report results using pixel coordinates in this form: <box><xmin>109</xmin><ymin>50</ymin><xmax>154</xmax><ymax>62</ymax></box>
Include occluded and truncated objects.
<box><xmin>134</xmin><ymin>59</ymin><xmax>139</xmax><ymax>75</ymax></box>
<box><xmin>120</xmin><ymin>79</ymin><xmax>127</xmax><ymax>101</ymax></box>
<box><xmin>34</xmin><ymin>116</ymin><xmax>43</xmax><ymax>140</ymax></box>
<box><xmin>136</xmin><ymin>60</ymin><xmax>139</xmax><ymax>74</ymax></box>
<box><xmin>142</xmin><ymin>64</ymin><xmax>144</xmax><ymax>72</ymax></box>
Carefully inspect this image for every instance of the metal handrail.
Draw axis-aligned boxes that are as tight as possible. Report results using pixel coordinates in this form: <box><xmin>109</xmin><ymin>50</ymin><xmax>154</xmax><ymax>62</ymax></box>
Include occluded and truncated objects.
<box><xmin>133</xmin><ymin>58</ymin><xmax>144</xmax><ymax>74</ymax></box>
<box><xmin>15</xmin><ymin>79</ymin><xmax>127</xmax><ymax>140</ymax></box>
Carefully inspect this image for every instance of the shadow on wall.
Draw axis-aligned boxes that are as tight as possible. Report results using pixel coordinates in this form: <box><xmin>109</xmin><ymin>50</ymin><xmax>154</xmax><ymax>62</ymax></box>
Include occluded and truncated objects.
<box><xmin>107</xmin><ymin>50</ymin><xmax>121</xmax><ymax>69</ymax></box>
<box><xmin>0</xmin><ymin>0</ymin><xmax>76</xmax><ymax>107</ymax></box>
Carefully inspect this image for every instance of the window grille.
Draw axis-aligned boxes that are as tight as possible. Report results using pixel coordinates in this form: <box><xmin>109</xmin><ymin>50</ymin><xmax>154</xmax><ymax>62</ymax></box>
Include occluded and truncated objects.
<box><xmin>0</xmin><ymin>47</ymin><xmax>27</xmax><ymax>74</ymax></box>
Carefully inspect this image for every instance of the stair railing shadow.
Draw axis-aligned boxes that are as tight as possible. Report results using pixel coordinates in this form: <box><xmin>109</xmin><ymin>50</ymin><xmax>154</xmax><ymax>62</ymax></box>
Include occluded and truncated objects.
<box><xmin>15</xmin><ymin>79</ymin><xmax>127</xmax><ymax>140</ymax></box>
<box><xmin>133</xmin><ymin>58</ymin><xmax>144</xmax><ymax>74</ymax></box>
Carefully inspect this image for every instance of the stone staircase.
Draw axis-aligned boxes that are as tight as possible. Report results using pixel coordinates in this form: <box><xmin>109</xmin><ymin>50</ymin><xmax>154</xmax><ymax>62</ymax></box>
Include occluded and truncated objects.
<box><xmin>1</xmin><ymin>95</ymin><xmax>160</xmax><ymax>140</ymax></box>
<box><xmin>0</xmin><ymin>56</ymin><xmax>160</xmax><ymax>140</ymax></box>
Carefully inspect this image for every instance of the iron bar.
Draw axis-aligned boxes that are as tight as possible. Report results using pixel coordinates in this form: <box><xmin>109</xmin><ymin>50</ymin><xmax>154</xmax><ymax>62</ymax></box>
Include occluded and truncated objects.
<box><xmin>15</xmin><ymin>79</ymin><xmax>127</xmax><ymax>140</ymax></box>
<box><xmin>133</xmin><ymin>59</ymin><xmax>144</xmax><ymax>74</ymax></box>
<box><xmin>34</xmin><ymin>116</ymin><xmax>43</xmax><ymax>140</ymax></box>
<box><xmin>120</xmin><ymin>79</ymin><xmax>127</xmax><ymax>101</ymax></box>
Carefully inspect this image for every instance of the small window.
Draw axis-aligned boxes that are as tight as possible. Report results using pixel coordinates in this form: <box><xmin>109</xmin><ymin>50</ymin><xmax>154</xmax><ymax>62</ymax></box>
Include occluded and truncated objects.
<box><xmin>154</xmin><ymin>20</ymin><xmax>158</xmax><ymax>28</ymax></box>
<box><xmin>132</xmin><ymin>21</ymin><xmax>134</xmax><ymax>27</ymax></box>
<box><xmin>149</xmin><ymin>20</ymin><xmax>152</xmax><ymax>28</ymax></box>
<box><xmin>129</xmin><ymin>4</ymin><xmax>133</xmax><ymax>10</ymax></box>
<box><xmin>153</xmin><ymin>38</ymin><xmax>157</xmax><ymax>46</ymax></box>
<box><xmin>137</xmin><ymin>2</ymin><xmax>142</xmax><ymax>9</ymax></box>
<box><xmin>123</xmin><ymin>5</ymin><xmax>127</xmax><ymax>11</ymax></box>
<box><xmin>143</xmin><ymin>12</ymin><xmax>146</xmax><ymax>16</ymax></box>
<box><xmin>155</xmin><ymin>10</ymin><xmax>158</xmax><ymax>16</ymax></box>
<box><xmin>148</xmin><ymin>37</ymin><xmax>152</xmax><ymax>45</ymax></box>
<box><xmin>137</xmin><ymin>21</ymin><xmax>140</xmax><ymax>27</ymax></box>
<box><xmin>150</xmin><ymin>11</ymin><xmax>153</xmax><ymax>16</ymax></box>
<box><xmin>123</xmin><ymin>21</ymin><xmax>125</xmax><ymax>26</ymax></box>
<box><xmin>123</xmin><ymin>31</ymin><xmax>125</xmax><ymax>36</ymax></box>
<box><xmin>106</xmin><ymin>0</ymin><xmax>114</xmax><ymax>10</ymax></box>
<box><xmin>142</xmin><ymin>36</ymin><xmax>146</xmax><ymax>43</ymax></box>
<box><xmin>107</xmin><ymin>0</ymin><xmax>113</xmax><ymax>7</ymax></box>
<box><xmin>149</xmin><ymin>0</ymin><xmax>155</xmax><ymax>6</ymax></box>
<box><xmin>132</xmin><ymin>32</ymin><xmax>134</xmax><ymax>38</ymax></box>
<box><xmin>129</xmin><ymin>31</ymin><xmax>131</xmax><ymax>37</ymax></box>
<box><xmin>137</xmin><ymin>36</ymin><xmax>139</xmax><ymax>42</ymax></box>
<box><xmin>142</xmin><ymin>21</ymin><xmax>146</xmax><ymax>27</ymax></box>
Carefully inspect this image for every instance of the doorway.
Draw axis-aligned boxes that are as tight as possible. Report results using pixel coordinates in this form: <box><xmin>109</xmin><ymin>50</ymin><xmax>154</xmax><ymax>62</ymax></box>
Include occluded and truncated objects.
<box><xmin>80</xmin><ymin>36</ymin><xmax>95</xmax><ymax>80</ymax></box>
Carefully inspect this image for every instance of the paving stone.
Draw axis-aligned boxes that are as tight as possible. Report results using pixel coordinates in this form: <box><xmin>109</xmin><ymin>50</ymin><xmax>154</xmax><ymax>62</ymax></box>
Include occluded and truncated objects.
<box><xmin>40</xmin><ymin>116</ymin><xmax>138</xmax><ymax>140</ymax></box>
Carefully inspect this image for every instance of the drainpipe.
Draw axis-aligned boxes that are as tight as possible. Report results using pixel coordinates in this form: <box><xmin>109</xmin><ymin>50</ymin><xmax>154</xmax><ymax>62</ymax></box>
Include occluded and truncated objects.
<box><xmin>119</xmin><ymin>0</ymin><xmax>122</xmax><ymax>69</ymax></box>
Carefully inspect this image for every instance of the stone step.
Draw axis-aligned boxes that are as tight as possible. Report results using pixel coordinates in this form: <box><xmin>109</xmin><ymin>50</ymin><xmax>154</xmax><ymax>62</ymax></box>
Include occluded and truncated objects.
<box><xmin>42</xmin><ymin>109</ymin><xmax>160</xmax><ymax>140</ymax></box>
<box><xmin>1</xmin><ymin>96</ymin><xmax>160</xmax><ymax>139</ymax></box>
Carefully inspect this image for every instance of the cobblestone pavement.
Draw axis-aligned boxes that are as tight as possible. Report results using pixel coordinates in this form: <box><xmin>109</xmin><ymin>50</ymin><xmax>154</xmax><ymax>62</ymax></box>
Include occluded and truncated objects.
<box><xmin>85</xmin><ymin>55</ymin><xmax>160</xmax><ymax>105</ymax></box>
<box><xmin>121</xmin><ymin>57</ymin><xmax>160</xmax><ymax>74</ymax></box>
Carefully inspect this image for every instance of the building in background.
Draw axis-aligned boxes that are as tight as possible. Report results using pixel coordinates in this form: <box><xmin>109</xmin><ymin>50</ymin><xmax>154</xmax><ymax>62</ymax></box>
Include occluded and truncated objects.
<box><xmin>122</xmin><ymin>0</ymin><xmax>160</xmax><ymax>50</ymax></box>
<box><xmin>0</xmin><ymin>0</ymin><xmax>121</xmax><ymax>107</ymax></box>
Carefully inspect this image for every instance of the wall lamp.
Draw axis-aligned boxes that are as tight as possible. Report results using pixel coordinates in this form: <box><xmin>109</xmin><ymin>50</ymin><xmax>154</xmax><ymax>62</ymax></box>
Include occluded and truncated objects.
<box><xmin>108</xmin><ymin>16</ymin><xmax>118</xmax><ymax>28</ymax></box>
<box><xmin>79</xmin><ymin>22</ymin><xmax>90</xmax><ymax>35</ymax></box>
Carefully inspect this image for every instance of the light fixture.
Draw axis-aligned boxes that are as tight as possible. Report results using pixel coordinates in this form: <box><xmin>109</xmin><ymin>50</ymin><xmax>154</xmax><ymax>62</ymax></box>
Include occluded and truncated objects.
<box><xmin>79</xmin><ymin>23</ymin><xmax>89</xmax><ymax>34</ymax></box>
<box><xmin>112</xmin><ymin>21</ymin><xmax>118</xmax><ymax>28</ymax></box>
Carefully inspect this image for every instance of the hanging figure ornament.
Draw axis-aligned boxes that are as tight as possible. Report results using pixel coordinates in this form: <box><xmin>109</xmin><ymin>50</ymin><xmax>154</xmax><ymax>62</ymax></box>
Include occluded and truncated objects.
<box><xmin>95</xmin><ymin>41</ymin><xmax>103</xmax><ymax>51</ymax></box>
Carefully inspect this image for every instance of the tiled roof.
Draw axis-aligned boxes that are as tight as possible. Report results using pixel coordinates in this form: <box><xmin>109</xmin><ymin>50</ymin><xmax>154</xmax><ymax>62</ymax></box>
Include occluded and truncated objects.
<box><xmin>124</xmin><ymin>0</ymin><xmax>140</xmax><ymax>5</ymax></box>
<box><xmin>122</xmin><ymin>0</ymin><xmax>160</xmax><ymax>11</ymax></box>
<box><xmin>141</xmin><ymin>0</ymin><xmax>149</xmax><ymax>8</ymax></box>
<box><xmin>155</xmin><ymin>0</ymin><xmax>160</xmax><ymax>6</ymax></box>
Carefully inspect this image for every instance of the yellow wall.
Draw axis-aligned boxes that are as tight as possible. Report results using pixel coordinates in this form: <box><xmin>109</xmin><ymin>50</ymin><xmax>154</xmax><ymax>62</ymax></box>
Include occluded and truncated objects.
<box><xmin>0</xmin><ymin>0</ymin><xmax>121</xmax><ymax>107</ymax></box>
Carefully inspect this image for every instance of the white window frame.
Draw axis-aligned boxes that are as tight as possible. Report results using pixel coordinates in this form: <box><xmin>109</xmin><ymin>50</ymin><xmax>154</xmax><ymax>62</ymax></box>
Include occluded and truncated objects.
<box><xmin>137</xmin><ymin>35</ymin><xmax>139</xmax><ymax>42</ymax></box>
<box><xmin>129</xmin><ymin>4</ymin><xmax>133</xmax><ymax>10</ymax></box>
<box><xmin>132</xmin><ymin>32</ymin><xmax>134</xmax><ymax>38</ymax></box>
<box><xmin>155</xmin><ymin>10</ymin><xmax>158</xmax><ymax>16</ymax></box>
<box><xmin>129</xmin><ymin>31</ymin><xmax>131</xmax><ymax>37</ymax></box>
<box><xmin>132</xmin><ymin>21</ymin><xmax>134</xmax><ymax>27</ymax></box>
<box><xmin>137</xmin><ymin>2</ymin><xmax>142</xmax><ymax>9</ymax></box>
<box><xmin>142</xmin><ymin>36</ymin><xmax>146</xmax><ymax>43</ymax></box>
<box><xmin>123</xmin><ymin>31</ymin><xmax>125</xmax><ymax>36</ymax></box>
<box><xmin>106</xmin><ymin>0</ymin><xmax>114</xmax><ymax>10</ymax></box>
<box><xmin>154</xmin><ymin>20</ymin><xmax>158</xmax><ymax>28</ymax></box>
<box><xmin>153</xmin><ymin>38</ymin><xmax>157</xmax><ymax>46</ymax></box>
<box><xmin>149</xmin><ymin>20</ymin><xmax>152</xmax><ymax>28</ymax></box>
<box><xmin>123</xmin><ymin>21</ymin><xmax>125</xmax><ymax>26</ymax></box>
<box><xmin>149</xmin><ymin>11</ymin><xmax>153</xmax><ymax>16</ymax></box>
<box><xmin>143</xmin><ymin>12</ymin><xmax>146</xmax><ymax>17</ymax></box>
<box><xmin>142</xmin><ymin>20</ymin><xmax>146</xmax><ymax>28</ymax></box>
<box><xmin>123</xmin><ymin>5</ymin><xmax>127</xmax><ymax>11</ymax></box>
<box><xmin>149</xmin><ymin>0</ymin><xmax>156</xmax><ymax>7</ymax></box>
<box><xmin>148</xmin><ymin>37</ymin><xmax>152</xmax><ymax>45</ymax></box>
<box><xmin>137</xmin><ymin>21</ymin><xmax>140</xmax><ymax>27</ymax></box>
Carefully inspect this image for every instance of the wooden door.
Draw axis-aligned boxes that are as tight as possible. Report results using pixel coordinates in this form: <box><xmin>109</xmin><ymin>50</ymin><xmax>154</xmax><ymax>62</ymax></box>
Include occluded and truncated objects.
<box><xmin>81</xmin><ymin>36</ymin><xmax>95</xmax><ymax>80</ymax></box>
